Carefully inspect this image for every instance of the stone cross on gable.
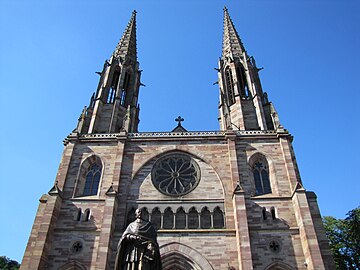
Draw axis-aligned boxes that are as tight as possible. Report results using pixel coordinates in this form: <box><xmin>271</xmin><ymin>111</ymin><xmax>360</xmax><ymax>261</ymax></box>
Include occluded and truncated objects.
<box><xmin>175</xmin><ymin>116</ymin><xmax>184</xmax><ymax>126</ymax></box>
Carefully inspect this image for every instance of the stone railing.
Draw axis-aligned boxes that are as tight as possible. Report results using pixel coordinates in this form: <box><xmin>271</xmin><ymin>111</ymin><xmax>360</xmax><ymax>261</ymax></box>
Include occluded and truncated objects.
<box><xmin>128</xmin><ymin>131</ymin><xmax>225</xmax><ymax>138</ymax></box>
<box><xmin>73</xmin><ymin>130</ymin><xmax>279</xmax><ymax>141</ymax></box>
<box><xmin>235</xmin><ymin>130</ymin><xmax>277</xmax><ymax>136</ymax></box>
<box><xmin>81</xmin><ymin>133</ymin><xmax>120</xmax><ymax>139</ymax></box>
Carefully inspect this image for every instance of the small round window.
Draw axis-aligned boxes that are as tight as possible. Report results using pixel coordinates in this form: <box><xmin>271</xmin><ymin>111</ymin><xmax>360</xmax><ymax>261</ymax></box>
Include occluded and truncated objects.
<box><xmin>151</xmin><ymin>153</ymin><xmax>200</xmax><ymax>196</ymax></box>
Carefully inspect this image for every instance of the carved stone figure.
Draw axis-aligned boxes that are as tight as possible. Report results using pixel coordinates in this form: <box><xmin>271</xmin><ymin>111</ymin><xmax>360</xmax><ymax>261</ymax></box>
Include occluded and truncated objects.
<box><xmin>115</xmin><ymin>209</ymin><xmax>162</xmax><ymax>270</ymax></box>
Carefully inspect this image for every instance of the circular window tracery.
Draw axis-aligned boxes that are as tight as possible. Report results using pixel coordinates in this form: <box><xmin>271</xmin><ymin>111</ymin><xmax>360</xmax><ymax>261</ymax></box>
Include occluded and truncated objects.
<box><xmin>151</xmin><ymin>153</ymin><xmax>200</xmax><ymax>196</ymax></box>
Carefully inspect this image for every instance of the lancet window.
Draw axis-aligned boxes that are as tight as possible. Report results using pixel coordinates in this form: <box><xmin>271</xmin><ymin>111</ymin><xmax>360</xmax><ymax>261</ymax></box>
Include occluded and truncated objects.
<box><xmin>107</xmin><ymin>69</ymin><xmax>120</xmax><ymax>103</ymax></box>
<box><xmin>163</xmin><ymin>208</ymin><xmax>174</xmax><ymax>229</ymax></box>
<box><xmin>200</xmin><ymin>207</ymin><xmax>211</xmax><ymax>229</ymax></box>
<box><xmin>175</xmin><ymin>208</ymin><xmax>186</xmax><ymax>229</ymax></box>
<box><xmin>188</xmin><ymin>207</ymin><xmax>199</xmax><ymax>229</ymax></box>
<box><xmin>252</xmin><ymin>157</ymin><xmax>271</xmax><ymax>195</ymax></box>
<box><xmin>126</xmin><ymin>208</ymin><xmax>136</xmax><ymax>227</ymax></box>
<box><xmin>120</xmin><ymin>72</ymin><xmax>131</xmax><ymax>106</ymax></box>
<box><xmin>83</xmin><ymin>163</ymin><xmax>102</xmax><ymax>196</ymax></box>
<box><xmin>76</xmin><ymin>208</ymin><xmax>82</xmax><ymax>221</ymax></box>
<box><xmin>124</xmin><ymin>206</ymin><xmax>225</xmax><ymax>230</ymax></box>
<box><xmin>141</xmin><ymin>207</ymin><xmax>149</xmax><ymax>221</ymax></box>
<box><xmin>225</xmin><ymin>67</ymin><xmax>236</xmax><ymax>105</ymax></box>
<box><xmin>236</xmin><ymin>65</ymin><xmax>250</xmax><ymax>98</ymax></box>
<box><xmin>213</xmin><ymin>207</ymin><xmax>225</xmax><ymax>228</ymax></box>
<box><xmin>83</xmin><ymin>209</ymin><xmax>91</xmax><ymax>222</ymax></box>
<box><xmin>76</xmin><ymin>155</ymin><xmax>102</xmax><ymax>197</ymax></box>
<box><xmin>151</xmin><ymin>208</ymin><xmax>161</xmax><ymax>230</ymax></box>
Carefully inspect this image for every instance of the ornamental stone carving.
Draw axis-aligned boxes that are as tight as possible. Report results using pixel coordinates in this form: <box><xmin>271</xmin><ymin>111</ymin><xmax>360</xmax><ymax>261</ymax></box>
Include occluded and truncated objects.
<box><xmin>151</xmin><ymin>153</ymin><xmax>200</xmax><ymax>196</ymax></box>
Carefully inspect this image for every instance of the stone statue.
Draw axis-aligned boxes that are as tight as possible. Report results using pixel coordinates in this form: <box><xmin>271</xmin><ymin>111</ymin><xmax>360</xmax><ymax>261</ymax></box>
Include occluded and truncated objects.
<box><xmin>115</xmin><ymin>209</ymin><xmax>162</xmax><ymax>270</ymax></box>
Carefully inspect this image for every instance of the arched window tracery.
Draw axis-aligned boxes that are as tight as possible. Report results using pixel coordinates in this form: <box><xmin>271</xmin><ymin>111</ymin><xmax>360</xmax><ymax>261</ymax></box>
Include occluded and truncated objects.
<box><xmin>76</xmin><ymin>155</ymin><xmax>102</xmax><ymax>197</ymax></box>
<box><xmin>251</xmin><ymin>156</ymin><xmax>271</xmax><ymax>195</ymax></box>
<box><xmin>83</xmin><ymin>163</ymin><xmax>102</xmax><ymax>196</ymax></box>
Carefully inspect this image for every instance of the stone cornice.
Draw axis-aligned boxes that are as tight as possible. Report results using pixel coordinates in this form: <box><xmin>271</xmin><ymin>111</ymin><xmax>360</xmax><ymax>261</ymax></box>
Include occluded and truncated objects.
<box><xmin>64</xmin><ymin>129</ymin><xmax>290</xmax><ymax>144</ymax></box>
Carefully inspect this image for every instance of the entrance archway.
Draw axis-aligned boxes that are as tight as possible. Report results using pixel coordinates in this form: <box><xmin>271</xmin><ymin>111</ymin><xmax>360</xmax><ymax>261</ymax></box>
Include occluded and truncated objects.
<box><xmin>160</xmin><ymin>242</ymin><xmax>214</xmax><ymax>270</ymax></box>
<box><xmin>58</xmin><ymin>261</ymin><xmax>86</xmax><ymax>270</ymax></box>
<box><xmin>162</xmin><ymin>252</ymin><xmax>202</xmax><ymax>270</ymax></box>
<box><xmin>265</xmin><ymin>261</ymin><xmax>294</xmax><ymax>270</ymax></box>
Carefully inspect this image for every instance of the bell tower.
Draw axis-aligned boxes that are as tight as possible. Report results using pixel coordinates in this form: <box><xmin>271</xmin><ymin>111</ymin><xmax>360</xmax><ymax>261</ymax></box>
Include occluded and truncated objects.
<box><xmin>75</xmin><ymin>10</ymin><xmax>141</xmax><ymax>134</ymax></box>
<box><xmin>218</xmin><ymin>7</ymin><xmax>281</xmax><ymax>131</ymax></box>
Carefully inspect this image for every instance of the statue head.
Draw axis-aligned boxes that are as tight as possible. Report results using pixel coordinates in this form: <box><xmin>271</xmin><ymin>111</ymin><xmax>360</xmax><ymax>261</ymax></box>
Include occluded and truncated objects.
<box><xmin>135</xmin><ymin>208</ymin><xmax>143</xmax><ymax>220</ymax></box>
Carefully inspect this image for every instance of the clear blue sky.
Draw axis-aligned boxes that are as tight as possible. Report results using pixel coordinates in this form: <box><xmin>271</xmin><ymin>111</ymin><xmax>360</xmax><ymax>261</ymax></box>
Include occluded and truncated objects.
<box><xmin>0</xmin><ymin>0</ymin><xmax>359</xmax><ymax>263</ymax></box>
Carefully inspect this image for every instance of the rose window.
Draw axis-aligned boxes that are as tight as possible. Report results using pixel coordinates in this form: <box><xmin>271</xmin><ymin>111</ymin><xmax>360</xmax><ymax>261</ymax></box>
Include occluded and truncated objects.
<box><xmin>151</xmin><ymin>153</ymin><xmax>200</xmax><ymax>196</ymax></box>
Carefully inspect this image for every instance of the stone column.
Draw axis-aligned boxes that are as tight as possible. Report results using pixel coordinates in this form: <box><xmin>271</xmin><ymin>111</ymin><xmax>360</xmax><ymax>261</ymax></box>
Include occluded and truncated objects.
<box><xmin>95</xmin><ymin>136</ymin><xmax>126</xmax><ymax>270</ymax></box>
<box><xmin>20</xmin><ymin>193</ymin><xmax>62</xmax><ymax>270</ymax></box>
<box><xmin>21</xmin><ymin>138</ymin><xmax>76</xmax><ymax>270</ymax></box>
<box><xmin>292</xmin><ymin>188</ymin><xmax>326</xmax><ymax>270</ymax></box>
<box><xmin>226</xmin><ymin>132</ymin><xmax>253</xmax><ymax>270</ymax></box>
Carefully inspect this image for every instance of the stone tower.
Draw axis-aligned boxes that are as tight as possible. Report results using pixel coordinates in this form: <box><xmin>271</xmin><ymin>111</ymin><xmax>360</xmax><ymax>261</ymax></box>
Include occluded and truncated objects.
<box><xmin>20</xmin><ymin>8</ymin><xmax>335</xmax><ymax>270</ymax></box>
<box><xmin>76</xmin><ymin>10</ymin><xmax>141</xmax><ymax>134</ymax></box>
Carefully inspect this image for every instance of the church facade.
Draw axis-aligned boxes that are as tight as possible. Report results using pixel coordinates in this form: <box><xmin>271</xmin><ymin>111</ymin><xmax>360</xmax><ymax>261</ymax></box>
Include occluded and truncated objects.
<box><xmin>20</xmin><ymin>8</ymin><xmax>335</xmax><ymax>270</ymax></box>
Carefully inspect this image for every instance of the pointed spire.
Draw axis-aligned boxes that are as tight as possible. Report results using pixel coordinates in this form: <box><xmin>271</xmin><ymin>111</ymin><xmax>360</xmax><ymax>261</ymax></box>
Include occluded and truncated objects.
<box><xmin>222</xmin><ymin>6</ymin><xmax>245</xmax><ymax>58</ymax></box>
<box><xmin>113</xmin><ymin>10</ymin><xmax>137</xmax><ymax>60</ymax></box>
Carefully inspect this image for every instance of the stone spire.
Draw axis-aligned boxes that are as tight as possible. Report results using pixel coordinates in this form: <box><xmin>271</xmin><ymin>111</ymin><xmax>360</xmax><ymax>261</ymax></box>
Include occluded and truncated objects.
<box><xmin>73</xmin><ymin>10</ymin><xmax>141</xmax><ymax>134</ymax></box>
<box><xmin>113</xmin><ymin>10</ymin><xmax>137</xmax><ymax>61</ymax></box>
<box><xmin>222</xmin><ymin>7</ymin><xmax>245</xmax><ymax>59</ymax></box>
<box><xmin>217</xmin><ymin>7</ymin><xmax>278</xmax><ymax>131</ymax></box>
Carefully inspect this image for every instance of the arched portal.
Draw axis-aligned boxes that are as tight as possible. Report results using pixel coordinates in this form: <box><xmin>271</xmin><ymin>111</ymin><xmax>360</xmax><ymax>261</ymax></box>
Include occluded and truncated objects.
<box><xmin>160</xmin><ymin>242</ymin><xmax>214</xmax><ymax>270</ymax></box>
<box><xmin>58</xmin><ymin>261</ymin><xmax>87</xmax><ymax>270</ymax></box>
<box><xmin>264</xmin><ymin>261</ymin><xmax>295</xmax><ymax>270</ymax></box>
<box><xmin>162</xmin><ymin>252</ymin><xmax>201</xmax><ymax>270</ymax></box>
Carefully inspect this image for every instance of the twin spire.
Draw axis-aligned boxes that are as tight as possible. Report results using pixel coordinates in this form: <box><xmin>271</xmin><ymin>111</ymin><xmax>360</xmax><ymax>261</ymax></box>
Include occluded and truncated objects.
<box><xmin>75</xmin><ymin>8</ymin><xmax>279</xmax><ymax>134</ymax></box>
<box><xmin>111</xmin><ymin>7</ymin><xmax>245</xmax><ymax>62</ymax></box>
<box><xmin>113</xmin><ymin>10</ymin><xmax>137</xmax><ymax>61</ymax></box>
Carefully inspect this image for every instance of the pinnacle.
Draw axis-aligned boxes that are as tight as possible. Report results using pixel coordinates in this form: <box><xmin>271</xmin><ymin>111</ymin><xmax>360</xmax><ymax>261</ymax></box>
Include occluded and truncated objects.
<box><xmin>113</xmin><ymin>10</ymin><xmax>137</xmax><ymax>60</ymax></box>
<box><xmin>222</xmin><ymin>7</ymin><xmax>245</xmax><ymax>58</ymax></box>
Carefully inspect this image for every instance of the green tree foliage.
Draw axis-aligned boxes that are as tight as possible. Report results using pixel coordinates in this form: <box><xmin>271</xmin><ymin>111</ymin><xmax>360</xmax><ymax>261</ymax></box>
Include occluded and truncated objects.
<box><xmin>323</xmin><ymin>207</ymin><xmax>360</xmax><ymax>270</ymax></box>
<box><xmin>0</xmin><ymin>256</ymin><xmax>20</xmax><ymax>270</ymax></box>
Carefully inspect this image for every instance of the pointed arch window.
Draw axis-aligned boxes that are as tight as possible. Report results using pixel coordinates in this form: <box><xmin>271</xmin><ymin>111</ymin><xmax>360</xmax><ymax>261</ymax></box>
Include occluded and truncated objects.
<box><xmin>225</xmin><ymin>67</ymin><xmax>236</xmax><ymax>105</ymax></box>
<box><xmin>252</xmin><ymin>157</ymin><xmax>271</xmax><ymax>195</ymax></box>
<box><xmin>236</xmin><ymin>65</ymin><xmax>250</xmax><ymax>98</ymax></box>
<box><xmin>107</xmin><ymin>68</ymin><xmax>120</xmax><ymax>103</ymax></box>
<box><xmin>141</xmin><ymin>207</ymin><xmax>150</xmax><ymax>221</ymax></box>
<box><xmin>76</xmin><ymin>155</ymin><xmax>102</xmax><ymax>197</ymax></box>
<box><xmin>262</xmin><ymin>207</ymin><xmax>267</xmax><ymax>220</ymax></box>
<box><xmin>126</xmin><ymin>208</ymin><xmax>136</xmax><ymax>227</ymax></box>
<box><xmin>76</xmin><ymin>208</ymin><xmax>82</xmax><ymax>221</ymax></box>
<box><xmin>213</xmin><ymin>207</ymin><xmax>225</xmax><ymax>229</ymax></box>
<box><xmin>151</xmin><ymin>208</ymin><xmax>161</xmax><ymax>230</ymax></box>
<box><xmin>83</xmin><ymin>209</ymin><xmax>91</xmax><ymax>222</ymax></box>
<box><xmin>120</xmin><ymin>72</ymin><xmax>131</xmax><ymax>106</ymax></box>
<box><xmin>200</xmin><ymin>207</ymin><xmax>211</xmax><ymax>229</ymax></box>
<box><xmin>188</xmin><ymin>207</ymin><xmax>199</xmax><ymax>229</ymax></box>
<box><xmin>83</xmin><ymin>163</ymin><xmax>102</xmax><ymax>196</ymax></box>
<box><xmin>163</xmin><ymin>208</ymin><xmax>174</xmax><ymax>229</ymax></box>
<box><xmin>175</xmin><ymin>208</ymin><xmax>186</xmax><ymax>229</ymax></box>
